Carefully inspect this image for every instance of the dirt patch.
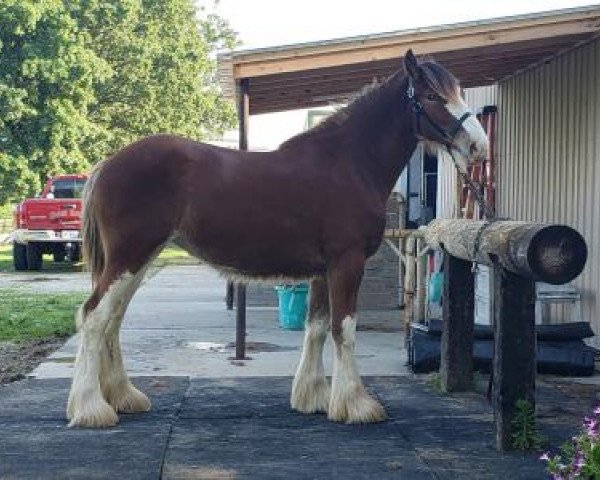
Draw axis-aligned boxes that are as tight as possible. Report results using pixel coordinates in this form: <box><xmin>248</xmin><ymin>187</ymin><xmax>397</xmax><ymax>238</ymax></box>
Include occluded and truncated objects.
<box><xmin>0</xmin><ymin>336</ymin><xmax>67</xmax><ymax>384</ymax></box>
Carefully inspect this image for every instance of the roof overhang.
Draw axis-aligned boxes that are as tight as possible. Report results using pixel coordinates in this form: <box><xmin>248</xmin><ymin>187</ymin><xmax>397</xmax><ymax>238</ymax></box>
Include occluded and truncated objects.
<box><xmin>218</xmin><ymin>5</ymin><xmax>600</xmax><ymax>115</ymax></box>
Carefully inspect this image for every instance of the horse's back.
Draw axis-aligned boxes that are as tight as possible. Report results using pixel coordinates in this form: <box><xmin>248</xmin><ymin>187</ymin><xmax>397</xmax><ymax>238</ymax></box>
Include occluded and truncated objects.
<box><xmin>90</xmin><ymin>134</ymin><xmax>382</xmax><ymax>279</ymax></box>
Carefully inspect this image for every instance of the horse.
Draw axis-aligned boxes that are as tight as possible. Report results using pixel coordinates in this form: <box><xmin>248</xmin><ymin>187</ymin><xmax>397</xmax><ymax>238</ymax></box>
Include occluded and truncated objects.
<box><xmin>66</xmin><ymin>49</ymin><xmax>488</xmax><ymax>428</ymax></box>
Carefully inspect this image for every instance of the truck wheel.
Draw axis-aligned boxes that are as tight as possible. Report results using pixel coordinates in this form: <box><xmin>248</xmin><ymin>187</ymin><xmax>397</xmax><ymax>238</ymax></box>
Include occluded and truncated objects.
<box><xmin>53</xmin><ymin>245</ymin><xmax>66</xmax><ymax>263</ymax></box>
<box><xmin>13</xmin><ymin>242</ymin><xmax>28</xmax><ymax>271</ymax></box>
<box><xmin>26</xmin><ymin>243</ymin><xmax>43</xmax><ymax>271</ymax></box>
<box><xmin>71</xmin><ymin>245</ymin><xmax>82</xmax><ymax>263</ymax></box>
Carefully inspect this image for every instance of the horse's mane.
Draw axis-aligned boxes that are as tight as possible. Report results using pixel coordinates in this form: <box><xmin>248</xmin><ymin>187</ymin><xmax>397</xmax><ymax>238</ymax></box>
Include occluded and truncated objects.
<box><xmin>417</xmin><ymin>59</ymin><xmax>460</xmax><ymax>102</ymax></box>
<box><xmin>279</xmin><ymin>58</ymin><xmax>460</xmax><ymax>149</ymax></box>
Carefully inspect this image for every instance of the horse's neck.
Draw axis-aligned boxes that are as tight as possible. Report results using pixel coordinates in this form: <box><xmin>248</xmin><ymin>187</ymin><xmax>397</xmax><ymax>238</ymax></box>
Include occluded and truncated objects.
<box><xmin>342</xmin><ymin>78</ymin><xmax>417</xmax><ymax>200</ymax></box>
<box><xmin>281</xmin><ymin>76</ymin><xmax>418</xmax><ymax>202</ymax></box>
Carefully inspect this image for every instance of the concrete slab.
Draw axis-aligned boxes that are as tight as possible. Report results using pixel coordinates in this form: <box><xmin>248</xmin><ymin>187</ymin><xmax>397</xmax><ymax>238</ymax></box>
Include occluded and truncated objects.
<box><xmin>0</xmin><ymin>270</ymin><xmax>91</xmax><ymax>294</ymax></box>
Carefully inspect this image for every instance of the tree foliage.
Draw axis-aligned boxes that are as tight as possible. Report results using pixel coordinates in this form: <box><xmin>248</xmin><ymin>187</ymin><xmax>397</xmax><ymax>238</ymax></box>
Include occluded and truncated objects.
<box><xmin>0</xmin><ymin>0</ymin><xmax>237</xmax><ymax>204</ymax></box>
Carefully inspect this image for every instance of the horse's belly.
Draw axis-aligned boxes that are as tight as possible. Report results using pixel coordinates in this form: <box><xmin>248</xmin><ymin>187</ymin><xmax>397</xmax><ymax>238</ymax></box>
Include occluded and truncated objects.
<box><xmin>174</xmin><ymin>232</ymin><xmax>326</xmax><ymax>280</ymax></box>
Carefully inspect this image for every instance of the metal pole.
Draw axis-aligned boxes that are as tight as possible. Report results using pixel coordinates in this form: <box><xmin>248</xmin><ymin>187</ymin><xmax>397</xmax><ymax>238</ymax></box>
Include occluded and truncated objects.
<box><xmin>235</xmin><ymin>282</ymin><xmax>247</xmax><ymax>359</ymax></box>
<box><xmin>226</xmin><ymin>281</ymin><xmax>234</xmax><ymax>310</ymax></box>
<box><xmin>235</xmin><ymin>78</ymin><xmax>250</xmax><ymax>360</ymax></box>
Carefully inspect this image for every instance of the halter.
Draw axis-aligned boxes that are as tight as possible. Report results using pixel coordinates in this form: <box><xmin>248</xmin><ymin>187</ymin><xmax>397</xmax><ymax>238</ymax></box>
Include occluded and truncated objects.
<box><xmin>406</xmin><ymin>79</ymin><xmax>472</xmax><ymax>150</ymax></box>
<box><xmin>406</xmin><ymin>79</ymin><xmax>496</xmax><ymax>220</ymax></box>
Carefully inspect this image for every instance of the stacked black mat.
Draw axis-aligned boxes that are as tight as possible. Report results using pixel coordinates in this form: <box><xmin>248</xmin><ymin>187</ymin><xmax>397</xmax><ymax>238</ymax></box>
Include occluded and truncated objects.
<box><xmin>408</xmin><ymin>319</ymin><xmax>597</xmax><ymax>376</ymax></box>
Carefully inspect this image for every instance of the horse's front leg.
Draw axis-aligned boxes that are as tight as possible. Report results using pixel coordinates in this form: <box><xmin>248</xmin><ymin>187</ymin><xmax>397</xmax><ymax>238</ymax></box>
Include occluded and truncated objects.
<box><xmin>327</xmin><ymin>251</ymin><xmax>387</xmax><ymax>424</ymax></box>
<box><xmin>291</xmin><ymin>276</ymin><xmax>331</xmax><ymax>414</ymax></box>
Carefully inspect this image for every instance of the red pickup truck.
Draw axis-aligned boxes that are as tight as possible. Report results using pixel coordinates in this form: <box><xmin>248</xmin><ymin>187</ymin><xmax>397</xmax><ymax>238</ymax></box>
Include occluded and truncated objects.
<box><xmin>12</xmin><ymin>174</ymin><xmax>87</xmax><ymax>271</ymax></box>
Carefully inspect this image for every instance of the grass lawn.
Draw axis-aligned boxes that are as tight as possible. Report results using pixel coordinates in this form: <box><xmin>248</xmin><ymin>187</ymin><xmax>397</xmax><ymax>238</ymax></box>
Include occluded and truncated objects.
<box><xmin>0</xmin><ymin>243</ymin><xmax>196</xmax><ymax>273</ymax></box>
<box><xmin>0</xmin><ymin>244</ymin><xmax>11</xmax><ymax>272</ymax></box>
<box><xmin>152</xmin><ymin>245</ymin><xmax>198</xmax><ymax>267</ymax></box>
<box><xmin>0</xmin><ymin>243</ymin><xmax>194</xmax><ymax>342</ymax></box>
<box><xmin>0</xmin><ymin>289</ymin><xmax>86</xmax><ymax>342</ymax></box>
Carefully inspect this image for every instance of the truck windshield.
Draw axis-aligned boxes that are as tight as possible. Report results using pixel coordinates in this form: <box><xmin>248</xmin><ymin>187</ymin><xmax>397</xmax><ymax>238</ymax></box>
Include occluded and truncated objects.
<box><xmin>51</xmin><ymin>179</ymin><xmax>87</xmax><ymax>199</ymax></box>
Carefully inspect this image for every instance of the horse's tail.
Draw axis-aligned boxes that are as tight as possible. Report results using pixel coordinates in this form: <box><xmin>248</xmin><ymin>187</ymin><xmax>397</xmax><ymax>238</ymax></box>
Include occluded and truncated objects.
<box><xmin>82</xmin><ymin>161</ymin><xmax>106</xmax><ymax>285</ymax></box>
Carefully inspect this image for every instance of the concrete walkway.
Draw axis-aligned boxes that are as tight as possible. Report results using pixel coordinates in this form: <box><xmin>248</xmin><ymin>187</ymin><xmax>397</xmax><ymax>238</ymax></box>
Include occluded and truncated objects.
<box><xmin>33</xmin><ymin>265</ymin><xmax>409</xmax><ymax>379</ymax></box>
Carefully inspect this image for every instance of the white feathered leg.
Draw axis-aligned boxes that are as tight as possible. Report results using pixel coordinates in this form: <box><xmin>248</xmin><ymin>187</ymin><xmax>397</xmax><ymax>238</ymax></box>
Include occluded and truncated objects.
<box><xmin>328</xmin><ymin>316</ymin><xmax>387</xmax><ymax>424</ymax></box>
<box><xmin>291</xmin><ymin>314</ymin><xmax>330</xmax><ymax>413</ymax></box>
<box><xmin>67</xmin><ymin>268</ymin><xmax>149</xmax><ymax>427</ymax></box>
<box><xmin>99</xmin><ymin>266</ymin><xmax>150</xmax><ymax>414</ymax></box>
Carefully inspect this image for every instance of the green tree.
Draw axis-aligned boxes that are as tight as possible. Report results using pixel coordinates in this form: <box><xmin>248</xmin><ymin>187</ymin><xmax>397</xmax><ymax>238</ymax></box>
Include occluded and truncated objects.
<box><xmin>0</xmin><ymin>0</ymin><xmax>237</xmax><ymax>204</ymax></box>
<box><xmin>0</xmin><ymin>0</ymin><xmax>109</xmax><ymax>203</ymax></box>
<box><xmin>70</xmin><ymin>0</ymin><xmax>238</xmax><ymax>162</ymax></box>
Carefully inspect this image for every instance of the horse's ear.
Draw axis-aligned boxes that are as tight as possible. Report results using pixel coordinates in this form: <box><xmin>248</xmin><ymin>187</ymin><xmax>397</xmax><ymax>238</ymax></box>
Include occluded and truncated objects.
<box><xmin>404</xmin><ymin>49</ymin><xmax>421</xmax><ymax>82</ymax></box>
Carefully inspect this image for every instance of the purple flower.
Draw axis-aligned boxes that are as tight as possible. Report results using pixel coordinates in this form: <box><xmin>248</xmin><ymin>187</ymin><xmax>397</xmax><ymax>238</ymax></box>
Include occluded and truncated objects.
<box><xmin>584</xmin><ymin>416</ymin><xmax>600</xmax><ymax>438</ymax></box>
<box><xmin>571</xmin><ymin>451</ymin><xmax>585</xmax><ymax>477</ymax></box>
<box><xmin>593</xmin><ymin>405</ymin><xmax>600</xmax><ymax>416</ymax></box>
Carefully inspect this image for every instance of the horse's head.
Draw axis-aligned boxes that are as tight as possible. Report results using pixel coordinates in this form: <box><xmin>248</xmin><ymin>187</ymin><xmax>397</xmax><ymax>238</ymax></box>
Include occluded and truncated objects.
<box><xmin>403</xmin><ymin>49</ymin><xmax>488</xmax><ymax>171</ymax></box>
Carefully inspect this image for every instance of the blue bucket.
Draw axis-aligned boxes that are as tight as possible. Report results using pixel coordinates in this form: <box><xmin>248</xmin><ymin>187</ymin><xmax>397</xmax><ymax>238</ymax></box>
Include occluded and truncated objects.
<box><xmin>428</xmin><ymin>272</ymin><xmax>443</xmax><ymax>304</ymax></box>
<box><xmin>274</xmin><ymin>284</ymin><xmax>309</xmax><ymax>330</ymax></box>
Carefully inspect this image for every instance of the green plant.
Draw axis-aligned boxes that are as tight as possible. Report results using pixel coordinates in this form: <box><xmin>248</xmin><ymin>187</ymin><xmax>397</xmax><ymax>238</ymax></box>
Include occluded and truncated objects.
<box><xmin>426</xmin><ymin>373</ymin><xmax>444</xmax><ymax>393</ymax></box>
<box><xmin>542</xmin><ymin>405</ymin><xmax>600</xmax><ymax>479</ymax></box>
<box><xmin>512</xmin><ymin>398</ymin><xmax>546</xmax><ymax>451</ymax></box>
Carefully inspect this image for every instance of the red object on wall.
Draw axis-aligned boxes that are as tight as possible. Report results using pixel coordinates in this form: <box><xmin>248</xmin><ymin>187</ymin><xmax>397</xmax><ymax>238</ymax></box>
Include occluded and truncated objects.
<box><xmin>461</xmin><ymin>106</ymin><xmax>497</xmax><ymax>219</ymax></box>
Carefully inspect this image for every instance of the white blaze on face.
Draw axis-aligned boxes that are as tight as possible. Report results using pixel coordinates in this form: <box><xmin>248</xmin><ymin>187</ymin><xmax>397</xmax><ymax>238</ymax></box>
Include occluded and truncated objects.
<box><xmin>445</xmin><ymin>95</ymin><xmax>489</xmax><ymax>169</ymax></box>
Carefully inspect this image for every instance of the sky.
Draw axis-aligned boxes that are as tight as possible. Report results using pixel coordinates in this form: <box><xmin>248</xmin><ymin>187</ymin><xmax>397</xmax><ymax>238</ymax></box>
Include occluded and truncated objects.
<box><xmin>197</xmin><ymin>0</ymin><xmax>598</xmax><ymax>148</ymax></box>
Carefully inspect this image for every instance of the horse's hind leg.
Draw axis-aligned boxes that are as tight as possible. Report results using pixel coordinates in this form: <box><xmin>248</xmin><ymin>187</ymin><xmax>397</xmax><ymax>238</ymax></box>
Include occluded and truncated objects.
<box><xmin>99</xmin><ymin>264</ymin><xmax>150</xmax><ymax>414</ymax></box>
<box><xmin>291</xmin><ymin>276</ymin><xmax>330</xmax><ymax>414</ymax></box>
<box><xmin>327</xmin><ymin>251</ymin><xmax>387</xmax><ymax>424</ymax></box>
<box><xmin>67</xmin><ymin>257</ymin><xmax>154</xmax><ymax>427</ymax></box>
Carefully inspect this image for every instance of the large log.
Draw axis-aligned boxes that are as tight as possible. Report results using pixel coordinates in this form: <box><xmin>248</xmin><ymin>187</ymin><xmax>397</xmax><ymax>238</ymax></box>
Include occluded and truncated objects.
<box><xmin>423</xmin><ymin>219</ymin><xmax>587</xmax><ymax>284</ymax></box>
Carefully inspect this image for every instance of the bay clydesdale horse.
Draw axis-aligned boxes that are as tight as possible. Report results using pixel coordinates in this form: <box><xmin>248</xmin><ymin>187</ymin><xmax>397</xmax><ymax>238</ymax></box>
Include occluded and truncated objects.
<box><xmin>67</xmin><ymin>50</ymin><xmax>488</xmax><ymax>427</ymax></box>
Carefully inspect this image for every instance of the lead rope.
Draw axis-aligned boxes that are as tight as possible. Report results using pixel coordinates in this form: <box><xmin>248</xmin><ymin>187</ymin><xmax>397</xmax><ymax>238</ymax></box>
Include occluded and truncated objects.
<box><xmin>447</xmin><ymin>147</ymin><xmax>495</xmax><ymax>220</ymax></box>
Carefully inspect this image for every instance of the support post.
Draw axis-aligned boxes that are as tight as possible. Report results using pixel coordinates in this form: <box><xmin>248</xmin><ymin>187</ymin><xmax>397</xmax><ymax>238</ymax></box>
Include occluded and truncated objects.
<box><xmin>492</xmin><ymin>262</ymin><xmax>536</xmax><ymax>451</ymax></box>
<box><xmin>415</xmin><ymin>236</ymin><xmax>427</xmax><ymax>322</ymax></box>
<box><xmin>440</xmin><ymin>255</ymin><xmax>474</xmax><ymax>392</ymax></box>
<box><xmin>226</xmin><ymin>281</ymin><xmax>234</xmax><ymax>310</ymax></box>
<box><xmin>235</xmin><ymin>282</ymin><xmax>247</xmax><ymax>360</ymax></box>
<box><xmin>398</xmin><ymin>197</ymin><xmax>407</xmax><ymax>308</ymax></box>
<box><xmin>403</xmin><ymin>235</ymin><xmax>416</xmax><ymax>332</ymax></box>
<box><xmin>235</xmin><ymin>77</ymin><xmax>250</xmax><ymax>360</ymax></box>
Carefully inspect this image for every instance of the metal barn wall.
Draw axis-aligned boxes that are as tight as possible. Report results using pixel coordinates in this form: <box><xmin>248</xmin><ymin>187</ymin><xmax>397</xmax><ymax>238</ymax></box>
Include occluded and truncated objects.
<box><xmin>496</xmin><ymin>38</ymin><xmax>600</xmax><ymax>341</ymax></box>
<box><xmin>465</xmin><ymin>85</ymin><xmax>498</xmax><ymax>114</ymax></box>
<box><xmin>436</xmin><ymin>85</ymin><xmax>498</xmax><ymax>219</ymax></box>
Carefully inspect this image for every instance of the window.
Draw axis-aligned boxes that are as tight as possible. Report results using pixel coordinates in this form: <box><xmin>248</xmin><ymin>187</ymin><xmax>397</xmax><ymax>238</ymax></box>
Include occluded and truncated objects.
<box><xmin>50</xmin><ymin>178</ymin><xmax>87</xmax><ymax>199</ymax></box>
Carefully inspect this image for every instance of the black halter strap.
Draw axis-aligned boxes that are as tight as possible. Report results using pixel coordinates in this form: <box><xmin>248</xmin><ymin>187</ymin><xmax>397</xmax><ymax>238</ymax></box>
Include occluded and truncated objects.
<box><xmin>406</xmin><ymin>79</ymin><xmax>472</xmax><ymax>149</ymax></box>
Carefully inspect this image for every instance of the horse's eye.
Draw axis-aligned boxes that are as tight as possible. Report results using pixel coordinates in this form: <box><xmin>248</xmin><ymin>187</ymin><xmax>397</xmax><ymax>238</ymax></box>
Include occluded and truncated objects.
<box><xmin>426</xmin><ymin>94</ymin><xmax>440</xmax><ymax>102</ymax></box>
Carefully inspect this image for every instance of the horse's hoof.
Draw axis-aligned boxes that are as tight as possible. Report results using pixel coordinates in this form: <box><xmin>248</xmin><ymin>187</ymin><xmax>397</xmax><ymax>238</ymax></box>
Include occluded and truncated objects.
<box><xmin>328</xmin><ymin>387</ymin><xmax>387</xmax><ymax>424</ymax></box>
<box><xmin>291</xmin><ymin>376</ymin><xmax>331</xmax><ymax>414</ymax></box>
<box><xmin>109</xmin><ymin>383</ymin><xmax>151</xmax><ymax>414</ymax></box>
<box><xmin>67</xmin><ymin>398</ymin><xmax>119</xmax><ymax>428</ymax></box>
